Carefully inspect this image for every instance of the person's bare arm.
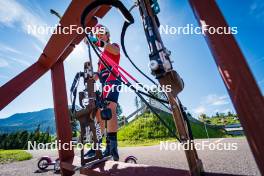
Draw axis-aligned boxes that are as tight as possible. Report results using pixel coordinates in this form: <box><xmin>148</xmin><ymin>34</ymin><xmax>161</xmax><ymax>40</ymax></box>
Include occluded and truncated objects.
<box><xmin>93</xmin><ymin>68</ymin><xmax>99</xmax><ymax>81</ymax></box>
<box><xmin>104</xmin><ymin>43</ymin><xmax>120</xmax><ymax>55</ymax></box>
<box><xmin>93</xmin><ymin>73</ymin><xmax>99</xmax><ymax>81</ymax></box>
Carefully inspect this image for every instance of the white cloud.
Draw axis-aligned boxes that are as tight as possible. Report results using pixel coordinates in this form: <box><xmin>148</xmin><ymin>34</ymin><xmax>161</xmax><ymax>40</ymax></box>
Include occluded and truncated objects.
<box><xmin>258</xmin><ymin>79</ymin><xmax>264</xmax><ymax>85</ymax></box>
<box><xmin>0</xmin><ymin>56</ymin><xmax>30</xmax><ymax>68</ymax></box>
<box><xmin>193</xmin><ymin>106</ymin><xmax>206</xmax><ymax>115</ymax></box>
<box><xmin>0</xmin><ymin>58</ymin><xmax>9</xmax><ymax>67</ymax></box>
<box><xmin>0</xmin><ymin>43</ymin><xmax>22</xmax><ymax>55</ymax></box>
<box><xmin>250</xmin><ymin>2</ymin><xmax>258</xmax><ymax>12</ymax></box>
<box><xmin>192</xmin><ymin>94</ymin><xmax>232</xmax><ymax>116</ymax></box>
<box><xmin>0</xmin><ymin>43</ymin><xmax>32</xmax><ymax>59</ymax></box>
<box><xmin>0</xmin><ymin>0</ymin><xmax>48</xmax><ymax>43</ymax></box>
<box><xmin>249</xmin><ymin>1</ymin><xmax>264</xmax><ymax>22</ymax></box>
<box><xmin>213</xmin><ymin>109</ymin><xmax>220</xmax><ymax>113</ymax></box>
<box><xmin>223</xmin><ymin>108</ymin><xmax>231</xmax><ymax>114</ymax></box>
<box><xmin>250</xmin><ymin>57</ymin><xmax>264</xmax><ymax>67</ymax></box>
<box><xmin>66</xmin><ymin>43</ymin><xmax>87</xmax><ymax>63</ymax></box>
<box><xmin>0</xmin><ymin>74</ymin><xmax>9</xmax><ymax>79</ymax></box>
<box><xmin>205</xmin><ymin>94</ymin><xmax>229</xmax><ymax>106</ymax></box>
<box><xmin>214</xmin><ymin>108</ymin><xmax>231</xmax><ymax>114</ymax></box>
<box><xmin>0</xmin><ymin>50</ymin><xmax>31</xmax><ymax>67</ymax></box>
<box><xmin>8</xmin><ymin>57</ymin><xmax>30</xmax><ymax>67</ymax></box>
<box><xmin>32</xmin><ymin>42</ymin><xmax>43</xmax><ymax>53</ymax></box>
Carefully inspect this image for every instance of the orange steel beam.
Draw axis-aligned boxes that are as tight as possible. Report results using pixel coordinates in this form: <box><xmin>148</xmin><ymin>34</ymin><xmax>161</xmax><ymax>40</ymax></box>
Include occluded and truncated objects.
<box><xmin>0</xmin><ymin>1</ymin><xmax>111</xmax><ymax>175</ymax></box>
<box><xmin>0</xmin><ymin>45</ymin><xmax>75</xmax><ymax>111</ymax></box>
<box><xmin>38</xmin><ymin>1</ymin><xmax>110</xmax><ymax>68</ymax></box>
<box><xmin>51</xmin><ymin>60</ymin><xmax>74</xmax><ymax>175</ymax></box>
<box><xmin>0</xmin><ymin>62</ymin><xmax>49</xmax><ymax>110</ymax></box>
<box><xmin>0</xmin><ymin>0</ymin><xmax>110</xmax><ymax>111</ymax></box>
<box><xmin>189</xmin><ymin>0</ymin><xmax>264</xmax><ymax>174</ymax></box>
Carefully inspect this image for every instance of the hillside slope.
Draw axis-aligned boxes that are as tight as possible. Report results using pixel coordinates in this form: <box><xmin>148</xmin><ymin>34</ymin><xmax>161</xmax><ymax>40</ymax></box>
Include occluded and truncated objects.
<box><xmin>118</xmin><ymin>113</ymin><xmax>227</xmax><ymax>143</ymax></box>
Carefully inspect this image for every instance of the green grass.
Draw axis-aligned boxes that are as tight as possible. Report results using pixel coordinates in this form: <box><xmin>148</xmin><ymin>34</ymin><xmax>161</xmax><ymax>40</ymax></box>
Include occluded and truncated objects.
<box><xmin>117</xmin><ymin>112</ymin><xmax>227</xmax><ymax>147</ymax></box>
<box><xmin>118</xmin><ymin>138</ymin><xmax>176</xmax><ymax>147</ymax></box>
<box><xmin>118</xmin><ymin>113</ymin><xmax>175</xmax><ymax>141</ymax></box>
<box><xmin>0</xmin><ymin>150</ymin><xmax>32</xmax><ymax>164</ymax></box>
<box><xmin>206</xmin><ymin>117</ymin><xmax>240</xmax><ymax>126</ymax></box>
<box><xmin>190</xmin><ymin>122</ymin><xmax>227</xmax><ymax>138</ymax></box>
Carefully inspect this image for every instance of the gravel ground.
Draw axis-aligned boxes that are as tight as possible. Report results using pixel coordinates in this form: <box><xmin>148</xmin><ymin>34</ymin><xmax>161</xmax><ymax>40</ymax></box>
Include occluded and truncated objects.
<box><xmin>0</xmin><ymin>138</ymin><xmax>260</xmax><ymax>176</ymax></box>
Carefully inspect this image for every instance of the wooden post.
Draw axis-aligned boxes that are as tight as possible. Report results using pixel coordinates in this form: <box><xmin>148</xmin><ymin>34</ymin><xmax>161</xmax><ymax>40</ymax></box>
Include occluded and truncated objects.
<box><xmin>51</xmin><ymin>60</ymin><xmax>74</xmax><ymax>176</ymax></box>
<box><xmin>189</xmin><ymin>0</ymin><xmax>264</xmax><ymax>174</ymax></box>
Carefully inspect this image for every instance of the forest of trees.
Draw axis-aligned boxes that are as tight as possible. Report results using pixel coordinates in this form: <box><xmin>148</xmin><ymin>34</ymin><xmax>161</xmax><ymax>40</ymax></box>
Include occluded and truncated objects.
<box><xmin>198</xmin><ymin>112</ymin><xmax>239</xmax><ymax>126</ymax></box>
<box><xmin>0</xmin><ymin>125</ymin><xmax>51</xmax><ymax>150</ymax></box>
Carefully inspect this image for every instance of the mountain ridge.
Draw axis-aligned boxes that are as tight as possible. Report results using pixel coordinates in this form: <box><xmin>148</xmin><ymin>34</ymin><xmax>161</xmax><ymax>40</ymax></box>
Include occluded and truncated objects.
<box><xmin>0</xmin><ymin>108</ymin><xmax>56</xmax><ymax>134</ymax></box>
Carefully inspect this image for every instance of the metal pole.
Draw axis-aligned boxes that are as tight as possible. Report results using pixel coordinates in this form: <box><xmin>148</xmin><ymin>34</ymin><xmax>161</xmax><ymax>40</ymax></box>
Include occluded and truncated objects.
<box><xmin>189</xmin><ymin>0</ymin><xmax>264</xmax><ymax>174</ymax></box>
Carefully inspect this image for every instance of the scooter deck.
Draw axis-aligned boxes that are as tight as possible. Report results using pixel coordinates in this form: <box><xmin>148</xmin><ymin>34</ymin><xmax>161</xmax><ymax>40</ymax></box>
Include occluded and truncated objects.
<box><xmin>60</xmin><ymin>155</ymin><xmax>112</xmax><ymax>173</ymax></box>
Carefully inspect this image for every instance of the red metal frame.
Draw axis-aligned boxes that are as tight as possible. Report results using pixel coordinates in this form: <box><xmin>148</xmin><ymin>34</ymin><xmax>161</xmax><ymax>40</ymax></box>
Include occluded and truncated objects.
<box><xmin>189</xmin><ymin>0</ymin><xmax>264</xmax><ymax>175</ymax></box>
<box><xmin>51</xmin><ymin>60</ymin><xmax>74</xmax><ymax>175</ymax></box>
<box><xmin>0</xmin><ymin>1</ymin><xmax>110</xmax><ymax>175</ymax></box>
<box><xmin>0</xmin><ymin>62</ymin><xmax>48</xmax><ymax>110</ymax></box>
<box><xmin>0</xmin><ymin>0</ymin><xmax>263</xmax><ymax>175</ymax></box>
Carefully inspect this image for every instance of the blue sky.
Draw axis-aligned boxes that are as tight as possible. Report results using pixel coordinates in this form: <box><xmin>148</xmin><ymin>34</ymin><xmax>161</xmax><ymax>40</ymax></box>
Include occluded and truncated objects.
<box><xmin>0</xmin><ymin>0</ymin><xmax>263</xmax><ymax>119</ymax></box>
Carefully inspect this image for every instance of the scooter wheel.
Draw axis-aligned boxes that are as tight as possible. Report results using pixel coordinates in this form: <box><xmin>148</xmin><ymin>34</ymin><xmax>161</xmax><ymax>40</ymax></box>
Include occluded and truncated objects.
<box><xmin>38</xmin><ymin>158</ymin><xmax>49</xmax><ymax>170</ymax></box>
<box><xmin>124</xmin><ymin>156</ymin><xmax>137</xmax><ymax>164</ymax></box>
